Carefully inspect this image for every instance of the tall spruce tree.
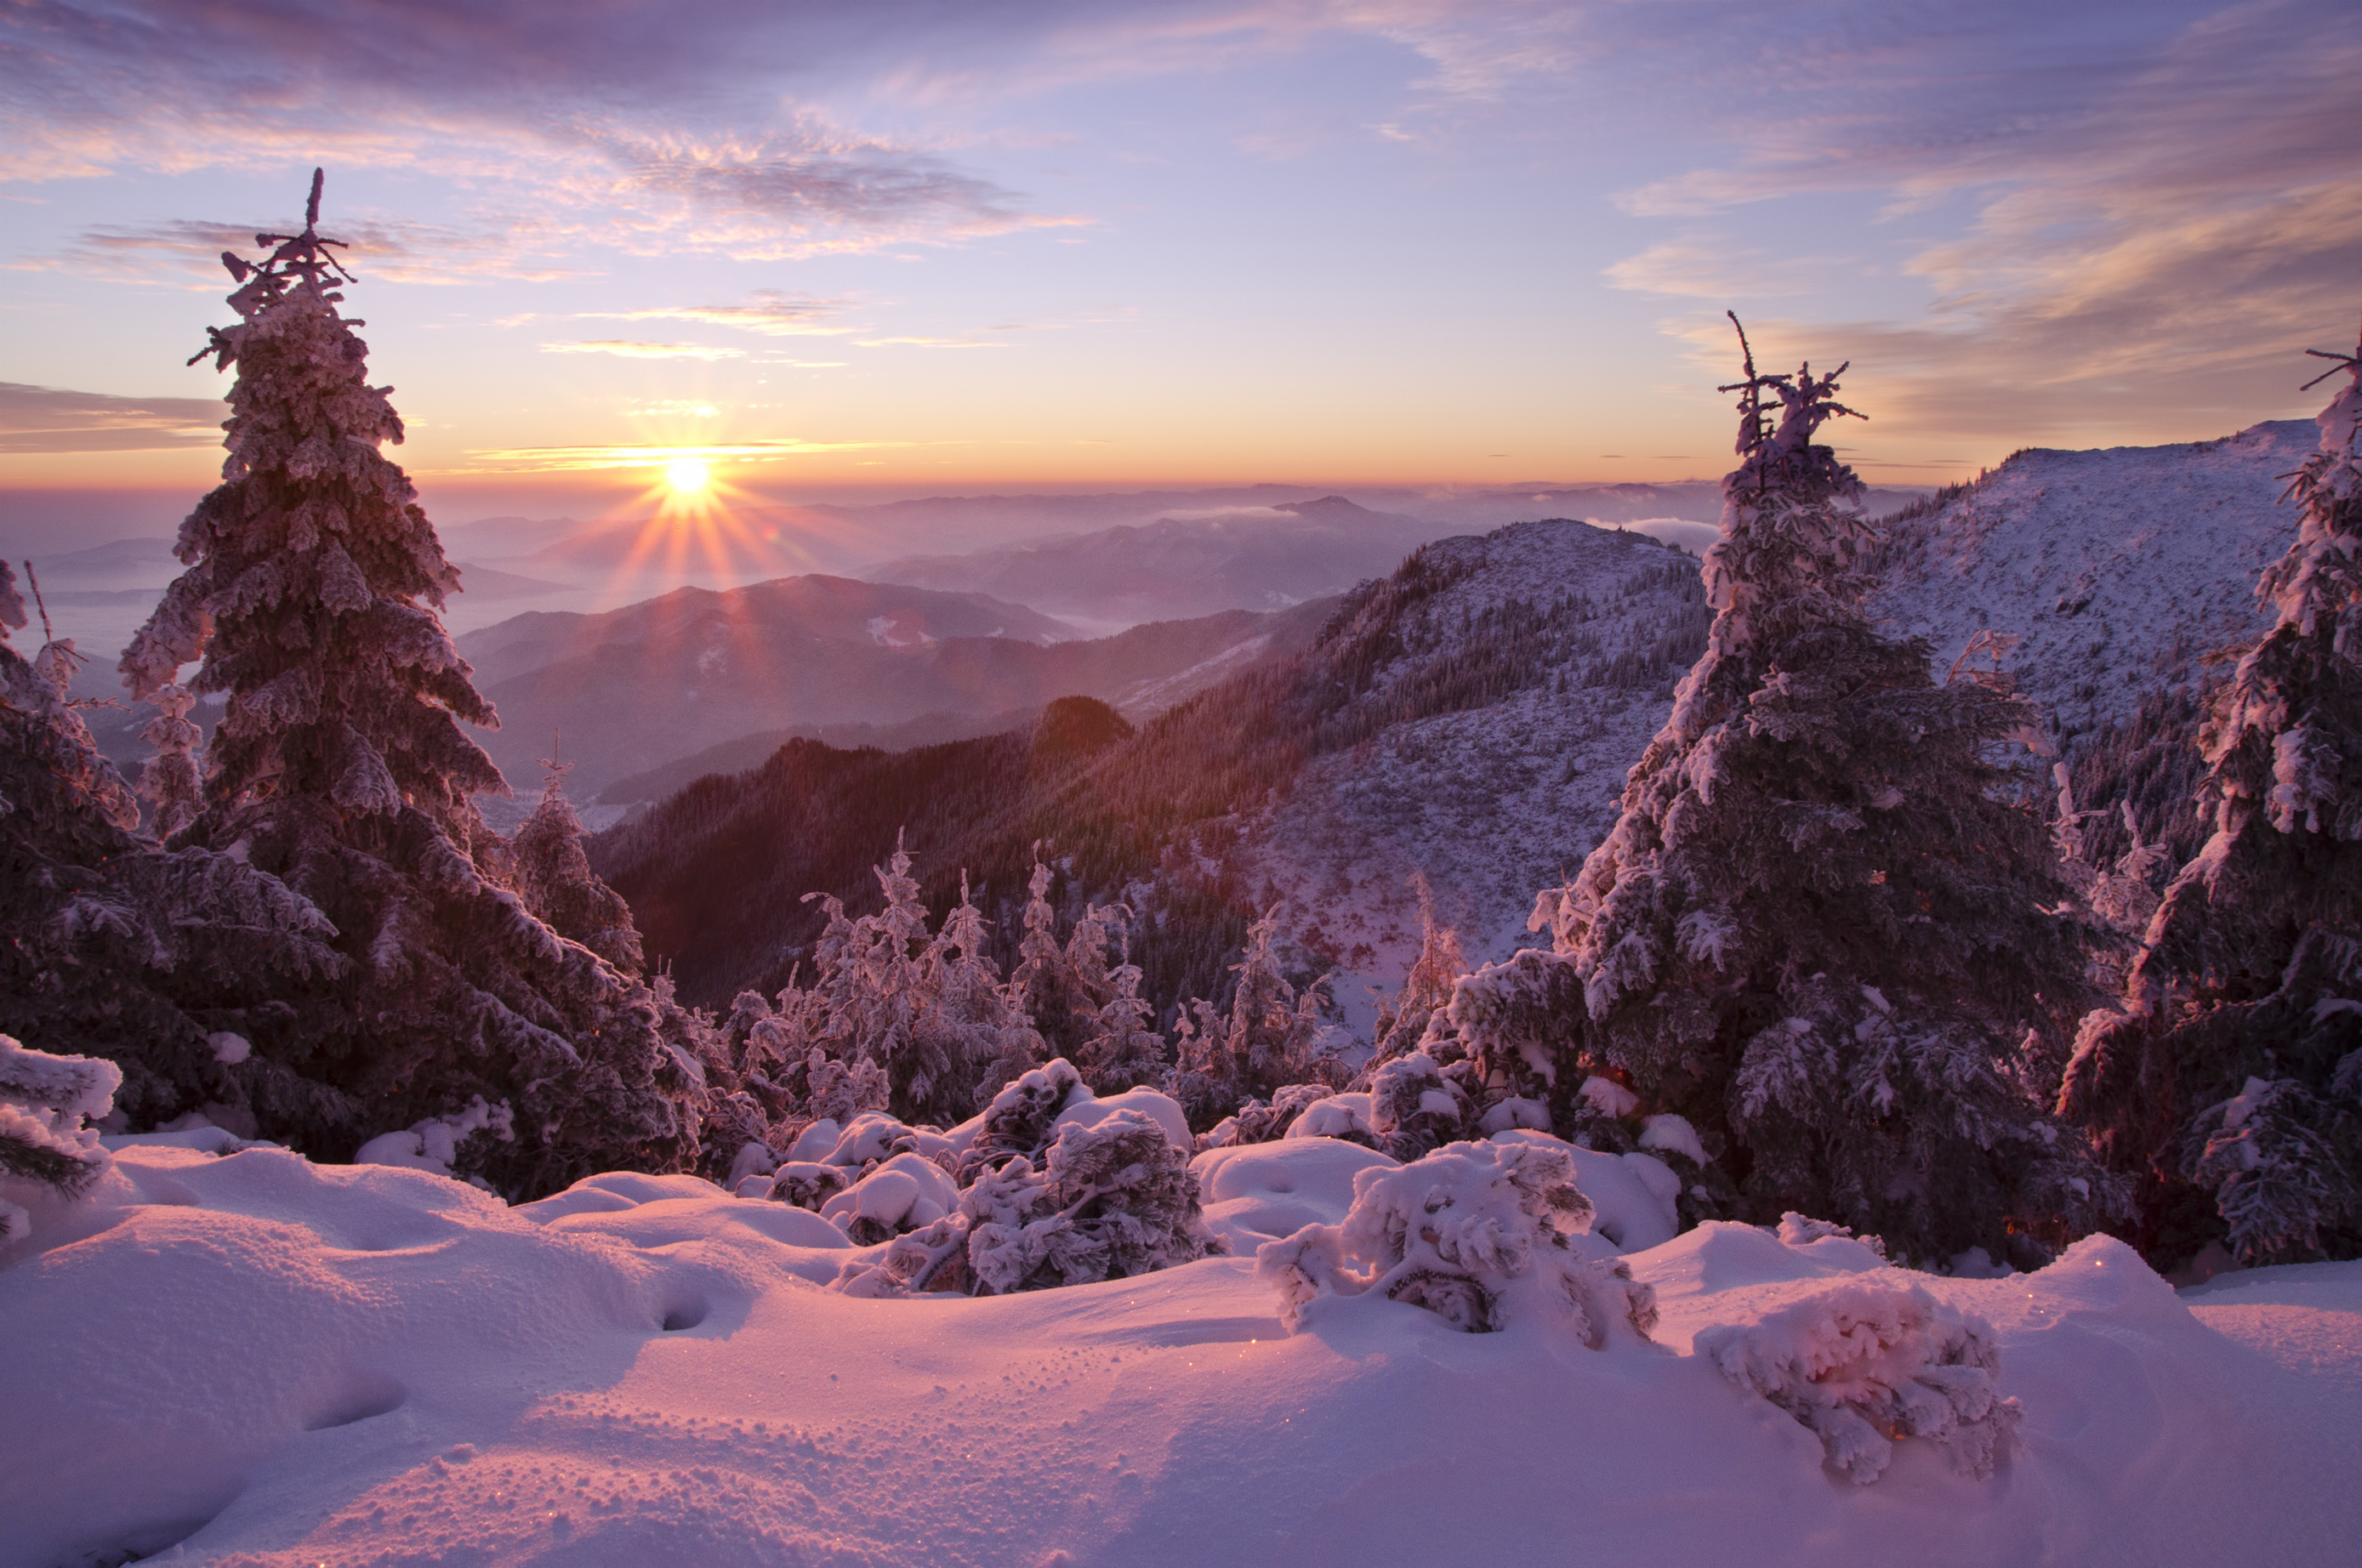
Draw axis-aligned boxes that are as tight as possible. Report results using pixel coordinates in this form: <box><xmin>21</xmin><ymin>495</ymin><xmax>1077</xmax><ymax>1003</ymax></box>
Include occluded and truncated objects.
<box><xmin>1450</xmin><ymin>318</ymin><xmax>2114</xmax><ymax>1265</ymax></box>
<box><xmin>115</xmin><ymin>171</ymin><xmax>699</xmax><ymax>1196</ymax></box>
<box><xmin>2063</xmin><ymin>326</ymin><xmax>2362</xmax><ymax>1265</ymax></box>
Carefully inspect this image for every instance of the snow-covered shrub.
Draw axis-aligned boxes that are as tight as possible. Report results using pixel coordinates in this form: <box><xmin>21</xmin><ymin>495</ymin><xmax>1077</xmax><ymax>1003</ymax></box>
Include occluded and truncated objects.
<box><xmin>1778</xmin><ymin>1211</ymin><xmax>1887</xmax><ymax>1258</ymax></box>
<box><xmin>819</xmin><ymin>1150</ymin><xmax>960</xmax><ymax>1244</ymax></box>
<box><xmin>1695</xmin><ymin>1281</ymin><xmax>2019</xmax><ymax>1483</ymax></box>
<box><xmin>1365</xmin><ymin>1051</ymin><xmax>1471</xmax><ymax>1162</ymax></box>
<box><xmin>831</xmin><ymin>1107</ymin><xmax>1221</xmax><ymax>1298</ymax></box>
<box><xmin>1256</xmin><ymin>1139</ymin><xmax>1658</xmax><ymax>1346</ymax></box>
<box><xmin>956</xmin><ymin>1056</ymin><xmax>1089</xmax><ymax>1183</ymax></box>
<box><xmin>758</xmin><ymin>1108</ymin><xmax>958</xmax><ymax>1213</ymax></box>
<box><xmin>354</xmin><ymin>1097</ymin><xmax>515</xmax><ymax>1180</ymax></box>
<box><xmin>0</xmin><ymin>1034</ymin><xmax>122</xmax><ymax>1236</ymax></box>
<box><xmin>1196</xmin><ymin>1082</ymin><xmax>1333</xmax><ymax>1152</ymax></box>
<box><xmin>1285</xmin><ymin>1091</ymin><xmax>1377</xmax><ymax>1147</ymax></box>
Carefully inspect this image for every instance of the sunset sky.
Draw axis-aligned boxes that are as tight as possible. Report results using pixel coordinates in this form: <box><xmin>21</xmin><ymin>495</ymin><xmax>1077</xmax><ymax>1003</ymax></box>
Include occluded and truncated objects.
<box><xmin>3</xmin><ymin>0</ymin><xmax>2355</xmax><ymax>520</ymax></box>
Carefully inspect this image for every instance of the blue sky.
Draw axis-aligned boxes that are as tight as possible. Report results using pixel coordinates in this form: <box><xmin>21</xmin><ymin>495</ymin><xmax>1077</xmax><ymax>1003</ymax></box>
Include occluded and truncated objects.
<box><xmin>2</xmin><ymin>0</ymin><xmax>2354</xmax><ymax>511</ymax></box>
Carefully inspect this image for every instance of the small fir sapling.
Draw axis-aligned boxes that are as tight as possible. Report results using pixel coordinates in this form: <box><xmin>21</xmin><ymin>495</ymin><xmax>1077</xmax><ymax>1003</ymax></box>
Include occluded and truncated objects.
<box><xmin>111</xmin><ymin>172</ymin><xmax>698</xmax><ymax>1195</ymax></box>
<box><xmin>0</xmin><ymin>1033</ymin><xmax>123</xmax><ymax>1236</ymax></box>
<box><xmin>1007</xmin><ymin>859</ymin><xmax>1107</xmax><ymax>1065</ymax></box>
<box><xmin>1256</xmin><ymin>1139</ymin><xmax>1659</xmax><ymax>1346</ymax></box>
<box><xmin>1449</xmin><ymin>316</ymin><xmax>2114</xmax><ymax>1266</ymax></box>
<box><xmin>933</xmin><ymin>875</ymin><xmax>1045</xmax><ymax>1109</ymax></box>
<box><xmin>1366</xmin><ymin>872</ymin><xmax>1468</xmax><ymax>1066</ymax></box>
<box><xmin>2062</xmin><ymin>324</ymin><xmax>2362</xmax><ymax>1266</ymax></box>
<box><xmin>1694</xmin><ymin>1281</ymin><xmax>2018</xmax><ymax>1483</ymax></box>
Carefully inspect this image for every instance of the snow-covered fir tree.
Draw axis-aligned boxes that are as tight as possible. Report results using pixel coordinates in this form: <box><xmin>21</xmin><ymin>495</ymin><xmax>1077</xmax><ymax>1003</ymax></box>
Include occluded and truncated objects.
<box><xmin>112</xmin><ymin>172</ymin><xmax>700</xmax><ymax>1196</ymax></box>
<box><xmin>1447</xmin><ymin>319</ymin><xmax>2114</xmax><ymax>1266</ymax></box>
<box><xmin>1074</xmin><ymin>916</ymin><xmax>1169</xmax><ymax>1094</ymax></box>
<box><xmin>0</xmin><ymin>560</ymin><xmax>342</xmax><ymax>1137</ymax></box>
<box><xmin>2063</xmin><ymin>327</ymin><xmax>2362</xmax><ymax>1265</ymax></box>
<box><xmin>1164</xmin><ymin>911</ymin><xmax>1341</xmax><ymax>1131</ymax></box>
<box><xmin>509</xmin><ymin>747</ymin><xmax>643</xmax><ymax>972</ymax></box>
<box><xmin>136</xmin><ymin>683</ymin><xmax>203</xmax><ymax>841</ymax></box>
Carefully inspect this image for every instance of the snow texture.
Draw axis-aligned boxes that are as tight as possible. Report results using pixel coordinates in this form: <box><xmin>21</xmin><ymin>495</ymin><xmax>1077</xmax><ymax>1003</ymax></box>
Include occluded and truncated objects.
<box><xmin>2</xmin><ymin>1140</ymin><xmax>2359</xmax><ymax>1564</ymax></box>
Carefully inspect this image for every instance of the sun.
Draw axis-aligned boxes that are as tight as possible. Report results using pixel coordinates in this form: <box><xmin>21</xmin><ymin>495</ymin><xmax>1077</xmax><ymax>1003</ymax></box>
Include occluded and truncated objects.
<box><xmin>664</xmin><ymin>457</ymin><xmax>711</xmax><ymax>497</ymax></box>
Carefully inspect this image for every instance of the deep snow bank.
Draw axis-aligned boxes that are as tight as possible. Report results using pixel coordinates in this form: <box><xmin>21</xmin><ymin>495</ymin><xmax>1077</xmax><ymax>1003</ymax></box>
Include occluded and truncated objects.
<box><xmin>4</xmin><ymin>1142</ymin><xmax>2359</xmax><ymax>1567</ymax></box>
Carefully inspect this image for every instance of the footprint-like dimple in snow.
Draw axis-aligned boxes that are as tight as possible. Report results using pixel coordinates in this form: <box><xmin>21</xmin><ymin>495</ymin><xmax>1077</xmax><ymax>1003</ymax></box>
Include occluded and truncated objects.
<box><xmin>306</xmin><ymin>1372</ymin><xmax>407</xmax><ymax>1430</ymax></box>
<box><xmin>659</xmin><ymin>1294</ymin><xmax>710</xmax><ymax>1332</ymax></box>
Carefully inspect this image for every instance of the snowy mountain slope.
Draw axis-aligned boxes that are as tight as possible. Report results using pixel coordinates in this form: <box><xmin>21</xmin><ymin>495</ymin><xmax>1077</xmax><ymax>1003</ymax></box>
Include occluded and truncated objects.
<box><xmin>1867</xmin><ymin>419</ymin><xmax>2309</xmax><ymax>746</ymax></box>
<box><xmin>5</xmin><ymin>1138</ymin><xmax>2356</xmax><ymax>1567</ymax></box>
<box><xmin>1235</xmin><ymin>521</ymin><xmax>1706</xmax><ymax>1026</ymax></box>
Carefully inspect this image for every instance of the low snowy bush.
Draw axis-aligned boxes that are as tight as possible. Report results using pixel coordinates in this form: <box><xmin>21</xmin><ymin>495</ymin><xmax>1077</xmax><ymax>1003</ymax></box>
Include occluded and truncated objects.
<box><xmin>0</xmin><ymin>1033</ymin><xmax>122</xmax><ymax>1237</ymax></box>
<box><xmin>1196</xmin><ymin>1082</ymin><xmax>1333</xmax><ymax>1151</ymax></box>
<box><xmin>956</xmin><ymin>1057</ymin><xmax>1088</xmax><ymax>1183</ymax></box>
<box><xmin>1365</xmin><ymin>1051</ymin><xmax>1472</xmax><ymax>1162</ymax></box>
<box><xmin>1284</xmin><ymin>1091</ymin><xmax>1377</xmax><ymax>1146</ymax></box>
<box><xmin>758</xmin><ymin>1109</ymin><xmax>955</xmax><ymax>1211</ymax></box>
<box><xmin>353</xmin><ymin>1096</ymin><xmax>515</xmax><ymax>1181</ymax></box>
<box><xmin>819</xmin><ymin>1150</ymin><xmax>961</xmax><ymax>1244</ymax></box>
<box><xmin>833</xmin><ymin>1108</ymin><xmax>1221</xmax><ymax>1298</ymax></box>
<box><xmin>1256</xmin><ymin>1139</ymin><xmax>1659</xmax><ymax>1346</ymax></box>
<box><xmin>1694</xmin><ymin>1281</ymin><xmax>2018</xmax><ymax>1483</ymax></box>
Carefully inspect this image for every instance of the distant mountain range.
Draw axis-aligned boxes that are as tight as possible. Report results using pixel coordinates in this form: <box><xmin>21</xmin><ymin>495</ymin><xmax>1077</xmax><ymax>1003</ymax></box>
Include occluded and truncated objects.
<box><xmin>864</xmin><ymin>495</ymin><xmax>1434</xmax><ymax>628</ymax></box>
<box><xmin>456</xmin><ymin>575</ymin><xmax>1334</xmax><ymax>795</ymax></box>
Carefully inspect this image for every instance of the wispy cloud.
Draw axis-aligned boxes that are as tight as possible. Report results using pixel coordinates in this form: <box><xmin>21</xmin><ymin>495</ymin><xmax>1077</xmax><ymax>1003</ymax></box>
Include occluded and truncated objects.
<box><xmin>458</xmin><ymin>438</ymin><xmax>924</xmax><ymax>473</ymax></box>
<box><xmin>1603</xmin><ymin>244</ymin><xmax>1839</xmax><ymax>300</ymax></box>
<box><xmin>1602</xmin><ymin>0</ymin><xmax>2362</xmax><ymax>442</ymax></box>
<box><xmin>541</xmin><ymin>341</ymin><xmax>746</xmax><ymax>361</ymax></box>
<box><xmin>0</xmin><ymin>382</ymin><xmax>225</xmax><ymax>452</ymax></box>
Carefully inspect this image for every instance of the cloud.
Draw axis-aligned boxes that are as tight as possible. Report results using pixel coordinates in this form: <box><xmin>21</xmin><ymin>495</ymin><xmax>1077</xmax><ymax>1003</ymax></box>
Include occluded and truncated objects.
<box><xmin>1603</xmin><ymin>244</ymin><xmax>1837</xmax><ymax>300</ymax></box>
<box><xmin>42</xmin><ymin>216</ymin><xmax>595</xmax><ymax>287</ymax></box>
<box><xmin>0</xmin><ymin>3</ymin><xmax>1090</xmax><ymax>262</ymax></box>
<box><xmin>584</xmin><ymin>293</ymin><xmax>858</xmax><ymax>337</ymax></box>
<box><xmin>457</xmin><ymin>438</ymin><xmax>919</xmax><ymax>474</ymax></box>
<box><xmin>541</xmin><ymin>341</ymin><xmax>746</xmax><ymax>361</ymax></box>
<box><xmin>0</xmin><ymin>382</ymin><xmax>225</xmax><ymax>452</ymax></box>
<box><xmin>1602</xmin><ymin>0</ymin><xmax>2362</xmax><ymax>443</ymax></box>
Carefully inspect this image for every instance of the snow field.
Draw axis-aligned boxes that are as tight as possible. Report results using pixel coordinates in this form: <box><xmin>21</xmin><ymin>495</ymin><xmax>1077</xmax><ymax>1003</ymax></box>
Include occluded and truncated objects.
<box><xmin>7</xmin><ymin>1137</ymin><xmax>2361</xmax><ymax>1566</ymax></box>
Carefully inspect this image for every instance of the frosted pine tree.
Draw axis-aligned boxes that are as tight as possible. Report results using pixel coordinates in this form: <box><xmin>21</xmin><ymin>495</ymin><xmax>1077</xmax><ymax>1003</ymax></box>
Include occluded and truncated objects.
<box><xmin>2063</xmin><ymin>327</ymin><xmax>2362</xmax><ymax>1265</ymax></box>
<box><xmin>136</xmin><ymin>684</ymin><xmax>204</xmax><ymax>841</ymax></box>
<box><xmin>509</xmin><ymin>746</ymin><xmax>643</xmax><ymax>972</ymax></box>
<box><xmin>1006</xmin><ymin>859</ymin><xmax>1099</xmax><ymax>1063</ymax></box>
<box><xmin>1075</xmin><ymin>915</ymin><xmax>1169</xmax><ymax>1094</ymax></box>
<box><xmin>1164</xmin><ymin>912</ymin><xmax>1340</xmax><ymax>1131</ymax></box>
<box><xmin>113</xmin><ymin>172</ymin><xmax>698</xmax><ymax>1196</ymax></box>
<box><xmin>0</xmin><ymin>560</ymin><xmax>342</xmax><ymax>1136</ymax></box>
<box><xmin>1454</xmin><ymin>318</ymin><xmax>2113</xmax><ymax>1265</ymax></box>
